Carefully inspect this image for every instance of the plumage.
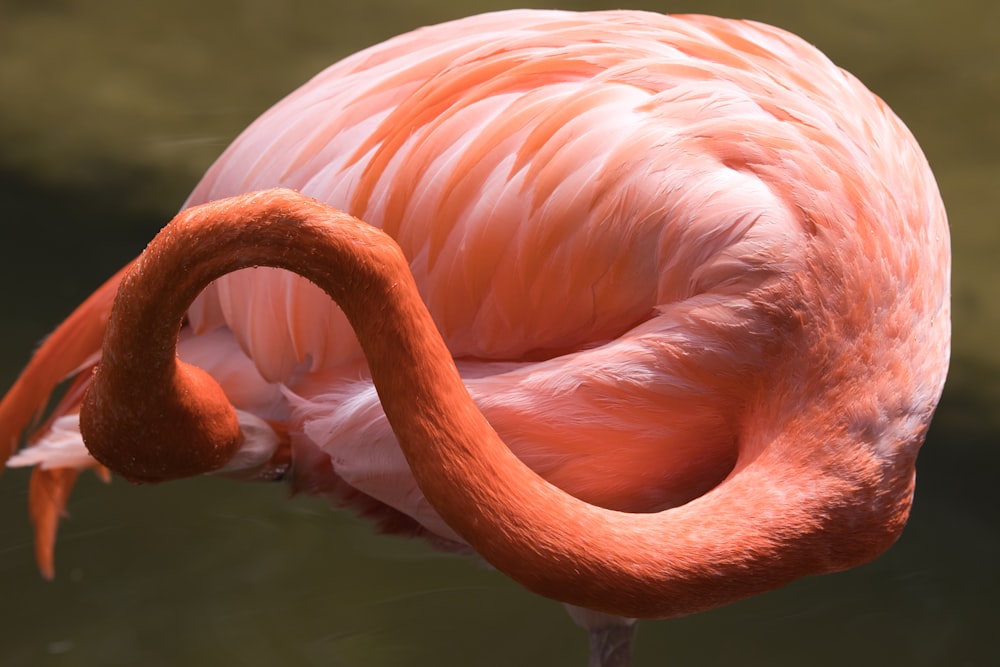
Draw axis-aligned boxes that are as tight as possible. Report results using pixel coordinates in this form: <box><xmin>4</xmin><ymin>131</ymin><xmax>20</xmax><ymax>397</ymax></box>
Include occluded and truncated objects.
<box><xmin>0</xmin><ymin>9</ymin><xmax>948</xmax><ymax>666</ymax></box>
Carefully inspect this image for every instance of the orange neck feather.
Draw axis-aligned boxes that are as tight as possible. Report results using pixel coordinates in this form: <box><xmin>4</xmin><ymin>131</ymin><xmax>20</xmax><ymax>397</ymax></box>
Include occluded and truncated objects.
<box><xmin>80</xmin><ymin>187</ymin><xmax>913</xmax><ymax>618</ymax></box>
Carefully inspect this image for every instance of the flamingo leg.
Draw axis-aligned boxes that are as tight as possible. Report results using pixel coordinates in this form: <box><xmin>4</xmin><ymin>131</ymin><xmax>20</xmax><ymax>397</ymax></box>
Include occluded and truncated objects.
<box><xmin>566</xmin><ymin>605</ymin><xmax>638</xmax><ymax>667</ymax></box>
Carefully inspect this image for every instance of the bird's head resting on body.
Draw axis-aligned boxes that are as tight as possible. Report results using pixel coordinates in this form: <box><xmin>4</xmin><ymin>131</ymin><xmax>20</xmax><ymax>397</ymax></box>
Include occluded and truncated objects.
<box><xmin>76</xmin><ymin>183</ymin><xmax>948</xmax><ymax>619</ymax></box>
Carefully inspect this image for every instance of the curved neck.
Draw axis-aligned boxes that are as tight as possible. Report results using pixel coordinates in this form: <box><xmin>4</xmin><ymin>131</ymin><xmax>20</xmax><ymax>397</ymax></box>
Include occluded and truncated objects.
<box><xmin>80</xmin><ymin>188</ymin><xmax>900</xmax><ymax>618</ymax></box>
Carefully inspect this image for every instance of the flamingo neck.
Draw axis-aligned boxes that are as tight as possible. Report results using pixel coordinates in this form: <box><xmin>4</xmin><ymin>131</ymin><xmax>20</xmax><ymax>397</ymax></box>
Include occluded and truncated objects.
<box><xmin>80</xmin><ymin>188</ymin><xmax>907</xmax><ymax>618</ymax></box>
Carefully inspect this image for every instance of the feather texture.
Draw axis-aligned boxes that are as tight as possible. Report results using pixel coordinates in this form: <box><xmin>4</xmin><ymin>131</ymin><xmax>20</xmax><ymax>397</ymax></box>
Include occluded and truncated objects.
<box><xmin>1</xmin><ymin>10</ymin><xmax>948</xmax><ymax>586</ymax></box>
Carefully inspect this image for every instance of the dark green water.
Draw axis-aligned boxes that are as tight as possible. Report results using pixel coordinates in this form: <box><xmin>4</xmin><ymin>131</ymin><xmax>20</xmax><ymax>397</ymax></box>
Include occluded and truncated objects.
<box><xmin>1</xmin><ymin>1</ymin><xmax>996</xmax><ymax>665</ymax></box>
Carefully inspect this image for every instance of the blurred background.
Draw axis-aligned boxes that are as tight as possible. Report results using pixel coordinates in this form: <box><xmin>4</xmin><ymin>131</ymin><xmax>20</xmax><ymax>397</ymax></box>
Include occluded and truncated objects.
<box><xmin>1</xmin><ymin>1</ymin><xmax>996</xmax><ymax>665</ymax></box>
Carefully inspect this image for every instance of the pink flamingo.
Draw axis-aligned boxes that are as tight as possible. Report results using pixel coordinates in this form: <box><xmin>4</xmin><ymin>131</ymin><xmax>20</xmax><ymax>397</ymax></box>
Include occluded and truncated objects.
<box><xmin>0</xmin><ymin>10</ymin><xmax>949</xmax><ymax>666</ymax></box>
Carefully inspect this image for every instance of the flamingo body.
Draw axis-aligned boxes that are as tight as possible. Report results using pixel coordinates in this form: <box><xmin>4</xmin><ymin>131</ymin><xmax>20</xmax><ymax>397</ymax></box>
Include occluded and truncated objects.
<box><xmin>1</xmin><ymin>8</ymin><xmax>948</xmax><ymax>638</ymax></box>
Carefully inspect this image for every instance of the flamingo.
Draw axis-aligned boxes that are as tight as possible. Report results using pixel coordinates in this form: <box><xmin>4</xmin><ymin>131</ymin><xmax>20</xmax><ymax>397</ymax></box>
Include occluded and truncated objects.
<box><xmin>0</xmin><ymin>9</ymin><xmax>949</xmax><ymax>666</ymax></box>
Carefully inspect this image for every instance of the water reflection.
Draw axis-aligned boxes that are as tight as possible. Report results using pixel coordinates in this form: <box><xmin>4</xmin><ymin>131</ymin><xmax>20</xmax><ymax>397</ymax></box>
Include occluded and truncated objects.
<box><xmin>1</xmin><ymin>1</ymin><xmax>996</xmax><ymax>665</ymax></box>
